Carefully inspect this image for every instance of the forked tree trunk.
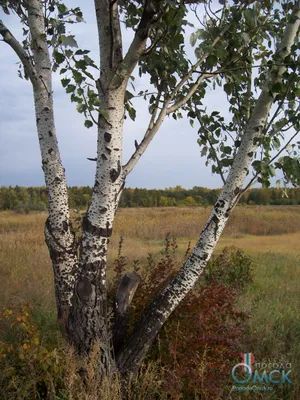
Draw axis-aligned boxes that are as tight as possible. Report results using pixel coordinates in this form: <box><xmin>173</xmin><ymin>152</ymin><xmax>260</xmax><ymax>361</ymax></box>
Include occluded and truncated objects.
<box><xmin>67</xmin><ymin>86</ymin><xmax>126</xmax><ymax>358</ymax></box>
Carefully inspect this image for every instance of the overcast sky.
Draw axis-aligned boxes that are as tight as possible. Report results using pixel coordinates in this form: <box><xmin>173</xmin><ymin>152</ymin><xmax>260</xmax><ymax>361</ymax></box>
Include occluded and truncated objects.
<box><xmin>0</xmin><ymin>1</ymin><xmax>236</xmax><ymax>189</ymax></box>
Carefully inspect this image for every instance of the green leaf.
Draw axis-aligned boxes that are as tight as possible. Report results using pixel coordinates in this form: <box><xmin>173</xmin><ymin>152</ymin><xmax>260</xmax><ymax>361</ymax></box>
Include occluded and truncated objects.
<box><xmin>61</xmin><ymin>78</ymin><xmax>71</xmax><ymax>88</ymax></box>
<box><xmin>128</xmin><ymin>107</ymin><xmax>136</xmax><ymax>121</ymax></box>
<box><xmin>206</xmin><ymin>54</ymin><xmax>218</xmax><ymax>68</ymax></box>
<box><xmin>125</xmin><ymin>90</ymin><xmax>134</xmax><ymax>101</ymax></box>
<box><xmin>190</xmin><ymin>32</ymin><xmax>198</xmax><ymax>47</ymax></box>
<box><xmin>66</xmin><ymin>84</ymin><xmax>76</xmax><ymax>93</ymax></box>
<box><xmin>76</xmin><ymin>103</ymin><xmax>87</xmax><ymax>113</ymax></box>
<box><xmin>221</xmin><ymin>158</ymin><xmax>233</xmax><ymax>167</ymax></box>
<box><xmin>73</xmin><ymin>70</ymin><xmax>84</xmax><ymax>84</ymax></box>
<box><xmin>57</xmin><ymin>3</ymin><xmax>68</xmax><ymax>14</ymax></box>
<box><xmin>223</xmin><ymin>146</ymin><xmax>232</xmax><ymax>155</ymax></box>
<box><xmin>54</xmin><ymin>51</ymin><xmax>65</xmax><ymax>64</ymax></box>
<box><xmin>84</xmin><ymin>120</ymin><xmax>93</xmax><ymax>128</ymax></box>
<box><xmin>75</xmin><ymin>50</ymin><xmax>90</xmax><ymax>55</ymax></box>
<box><xmin>61</xmin><ymin>35</ymin><xmax>78</xmax><ymax>48</ymax></box>
<box><xmin>223</xmin><ymin>83</ymin><xmax>232</xmax><ymax>95</ymax></box>
<box><xmin>271</xmin><ymin>82</ymin><xmax>283</xmax><ymax>93</ymax></box>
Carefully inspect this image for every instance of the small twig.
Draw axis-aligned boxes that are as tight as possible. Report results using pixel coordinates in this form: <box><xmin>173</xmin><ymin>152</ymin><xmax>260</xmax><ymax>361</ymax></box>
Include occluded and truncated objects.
<box><xmin>242</xmin><ymin>130</ymin><xmax>300</xmax><ymax>193</ymax></box>
<box><xmin>82</xmin><ymin>91</ymin><xmax>100</xmax><ymax>127</ymax></box>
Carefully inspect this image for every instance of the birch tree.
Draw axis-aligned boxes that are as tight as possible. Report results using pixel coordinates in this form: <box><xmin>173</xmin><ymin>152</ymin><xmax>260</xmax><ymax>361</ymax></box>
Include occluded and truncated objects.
<box><xmin>1</xmin><ymin>0</ymin><xmax>299</xmax><ymax>377</ymax></box>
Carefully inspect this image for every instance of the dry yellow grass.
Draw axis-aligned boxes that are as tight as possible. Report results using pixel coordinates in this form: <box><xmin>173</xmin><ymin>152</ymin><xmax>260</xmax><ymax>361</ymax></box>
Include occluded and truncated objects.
<box><xmin>0</xmin><ymin>206</ymin><xmax>299</xmax><ymax>311</ymax></box>
<box><xmin>0</xmin><ymin>207</ymin><xmax>300</xmax><ymax>399</ymax></box>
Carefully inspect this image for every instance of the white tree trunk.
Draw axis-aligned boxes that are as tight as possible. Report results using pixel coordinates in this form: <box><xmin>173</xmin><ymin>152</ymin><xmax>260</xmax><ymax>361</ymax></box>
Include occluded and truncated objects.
<box><xmin>67</xmin><ymin>86</ymin><xmax>126</xmax><ymax>356</ymax></box>
<box><xmin>28</xmin><ymin>0</ymin><xmax>78</xmax><ymax>319</ymax></box>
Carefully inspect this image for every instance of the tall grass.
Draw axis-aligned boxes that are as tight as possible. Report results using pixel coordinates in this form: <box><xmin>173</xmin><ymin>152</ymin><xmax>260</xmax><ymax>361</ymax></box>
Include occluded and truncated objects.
<box><xmin>0</xmin><ymin>208</ymin><xmax>300</xmax><ymax>399</ymax></box>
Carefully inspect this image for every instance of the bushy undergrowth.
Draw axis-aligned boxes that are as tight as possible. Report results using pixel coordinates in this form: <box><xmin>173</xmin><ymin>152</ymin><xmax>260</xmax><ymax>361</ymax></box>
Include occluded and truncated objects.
<box><xmin>205</xmin><ymin>245</ymin><xmax>254</xmax><ymax>290</ymax></box>
<box><xmin>0</xmin><ymin>237</ymin><xmax>253</xmax><ymax>399</ymax></box>
<box><xmin>121</xmin><ymin>237</ymin><xmax>252</xmax><ymax>399</ymax></box>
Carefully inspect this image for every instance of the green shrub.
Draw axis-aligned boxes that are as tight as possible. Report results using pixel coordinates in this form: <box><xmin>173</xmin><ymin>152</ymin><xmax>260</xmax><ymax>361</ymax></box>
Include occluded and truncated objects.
<box><xmin>205</xmin><ymin>246</ymin><xmax>254</xmax><ymax>290</ymax></box>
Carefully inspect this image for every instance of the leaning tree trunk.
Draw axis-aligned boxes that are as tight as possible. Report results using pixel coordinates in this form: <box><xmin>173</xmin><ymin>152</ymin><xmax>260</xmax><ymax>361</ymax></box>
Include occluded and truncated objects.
<box><xmin>115</xmin><ymin>7</ymin><xmax>300</xmax><ymax>373</ymax></box>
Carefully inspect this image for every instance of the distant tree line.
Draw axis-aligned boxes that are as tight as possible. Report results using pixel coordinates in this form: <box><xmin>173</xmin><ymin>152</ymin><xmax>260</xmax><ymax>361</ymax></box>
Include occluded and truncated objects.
<box><xmin>0</xmin><ymin>185</ymin><xmax>300</xmax><ymax>212</ymax></box>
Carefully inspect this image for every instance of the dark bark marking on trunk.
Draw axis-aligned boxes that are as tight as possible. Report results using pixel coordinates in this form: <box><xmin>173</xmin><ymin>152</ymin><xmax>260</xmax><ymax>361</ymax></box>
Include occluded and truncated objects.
<box><xmin>247</xmin><ymin>152</ymin><xmax>253</xmax><ymax>157</ymax></box>
<box><xmin>48</xmin><ymin>148</ymin><xmax>53</xmax><ymax>155</ymax></box>
<box><xmin>48</xmin><ymin>130</ymin><xmax>53</xmax><ymax>137</ymax></box>
<box><xmin>82</xmin><ymin>216</ymin><xmax>113</xmax><ymax>238</ymax></box>
<box><xmin>115</xmin><ymin>180</ymin><xmax>125</xmax><ymax>202</ymax></box>
<box><xmin>76</xmin><ymin>278</ymin><xmax>94</xmax><ymax>303</ymax></box>
<box><xmin>211</xmin><ymin>214</ymin><xmax>219</xmax><ymax>241</ymax></box>
<box><xmin>62</xmin><ymin>220</ymin><xmax>68</xmax><ymax>232</ymax></box>
<box><xmin>215</xmin><ymin>199</ymin><xmax>225</xmax><ymax>208</ymax></box>
<box><xmin>105</xmin><ymin>146</ymin><xmax>112</xmax><ymax>154</ymax></box>
<box><xmin>104</xmin><ymin>132</ymin><xmax>112</xmax><ymax>142</ymax></box>
<box><xmin>110</xmin><ymin>160</ymin><xmax>121</xmax><ymax>182</ymax></box>
<box><xmin>225</xmin><ymin>208</ymin><xmax>231</xmax><ymax>218</ymax></box>
<box><xmin>101</xmin><ymin>153</ymin><xmax>108</xmax><ymax>160</ymax></box>
<box><xmin>234</xmin><ymin>187</ymin><xmax>240</xmax><ymax>196</ymax></box>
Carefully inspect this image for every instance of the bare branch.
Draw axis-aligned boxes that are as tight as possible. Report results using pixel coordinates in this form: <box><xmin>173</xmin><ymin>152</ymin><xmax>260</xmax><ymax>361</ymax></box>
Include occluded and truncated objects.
<box><xmin>0</xmin><ymin>20</ymin><xmax>37</xmax><ymax>86</ymax></box>
<box><xmin>123</xmin><ymin>100</ymin><xmax>169</xmax><ymax>176</ymax></box>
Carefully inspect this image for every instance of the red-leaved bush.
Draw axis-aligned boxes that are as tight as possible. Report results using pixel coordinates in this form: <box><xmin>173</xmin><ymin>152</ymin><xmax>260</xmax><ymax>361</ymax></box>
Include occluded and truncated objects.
<box><xmin>111</xmin><ymin>236</ymin><xmax>252</xmax><ymax>399</ymax></box>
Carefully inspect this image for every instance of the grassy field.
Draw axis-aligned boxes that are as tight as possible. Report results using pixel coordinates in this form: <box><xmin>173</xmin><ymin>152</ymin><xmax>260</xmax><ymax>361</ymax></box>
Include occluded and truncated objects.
<box><xmin>0</xmin><ymin>206</ymin><xmax>300</xmax><ymax>399</ymax></box>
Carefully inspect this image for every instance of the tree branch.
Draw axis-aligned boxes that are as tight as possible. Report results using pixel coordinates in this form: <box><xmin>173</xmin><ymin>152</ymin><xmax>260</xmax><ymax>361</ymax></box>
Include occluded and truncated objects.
<box><xmin>167</xmin><ymin>73</ymin><xmax>212</xmax><ymax>114</ymax></box>
<box><xmin>116</xmin><ymin>1</ymin><xmax>157</xmax><ymax>83</ymax></box>
<box><xmin>241</xmin><ymin>129</ymin><xmax>300</xmax><ymax>193</ymax></box>
<box><xmin>168</xmin><ymin>23</ymin><xmax>230</xmax><ymax>104</ymax></box>
<box><xmin>94</xmin><ymin>0</ymin><xmax>123</xmax><ymax>83</ymax></box>
<box><xmin>0</xmin><ymin>19</ymin><xmax>37</xmax><ymax>86</ymax></box>
<box><xmin>123</xmin><ymin>90</ymin><xmax>167</xmax><ymax>176</ymax></box>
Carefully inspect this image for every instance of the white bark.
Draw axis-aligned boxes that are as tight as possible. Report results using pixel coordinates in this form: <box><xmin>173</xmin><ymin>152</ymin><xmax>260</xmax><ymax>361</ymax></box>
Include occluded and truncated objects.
<box><xmin>16</xmin><ymin>0</ymin><xmax>77</xmax><ymax>317</ymax></box>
